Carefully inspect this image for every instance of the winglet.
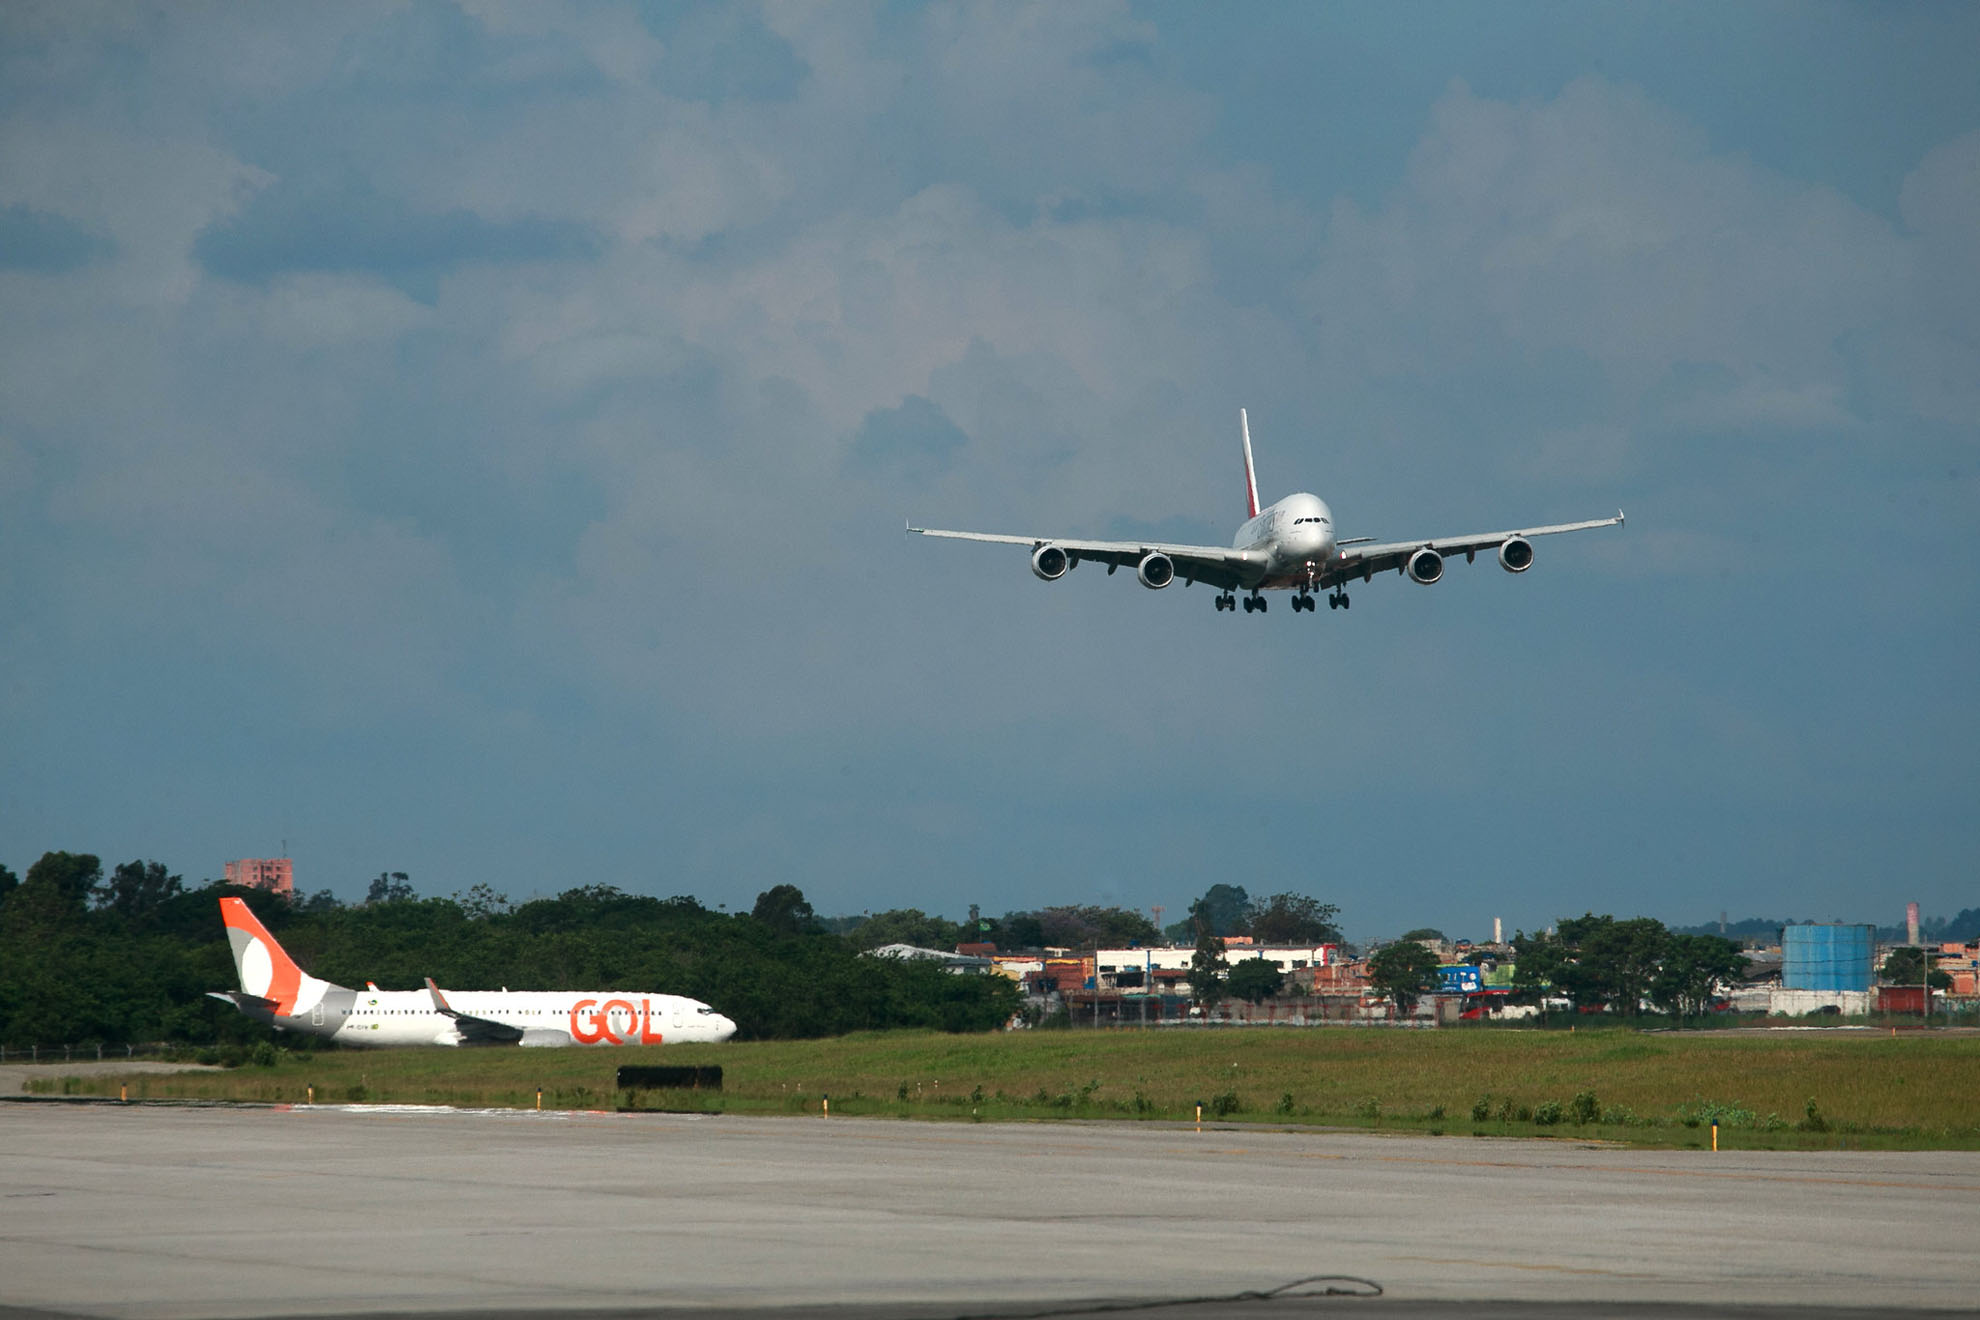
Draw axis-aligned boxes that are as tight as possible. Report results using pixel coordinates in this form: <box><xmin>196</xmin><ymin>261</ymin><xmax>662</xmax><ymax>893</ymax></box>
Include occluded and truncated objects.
<box><xmin>1240</xmin><ymin>408</ymin><xmax>1260</xmax><ymax>520</ymax></box>
<box><xmin>1617</xmin><ymin>508</ymin><xmax>1626</xmax><ymax>527</ymax></box>
<box><xmin>424</xmin><ymin>976</ymin><xmax>455</xmax><ymax>1016</ymax></box>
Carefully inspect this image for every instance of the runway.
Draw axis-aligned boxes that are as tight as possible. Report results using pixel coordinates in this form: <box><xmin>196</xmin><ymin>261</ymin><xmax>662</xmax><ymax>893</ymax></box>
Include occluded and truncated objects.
<box><xmin>0</xmin><ymin>1101</ymin><xmax>1974</xmax><ymax>1319</ymax></box>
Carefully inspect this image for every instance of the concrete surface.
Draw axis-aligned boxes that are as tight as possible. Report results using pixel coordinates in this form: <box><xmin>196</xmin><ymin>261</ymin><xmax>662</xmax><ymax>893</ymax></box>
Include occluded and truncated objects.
<box><xmin>0</xmin><ymin>1061</ymin><xmax>218</xmax><ymax>1096</ymax></box>
<box><xmin>0</xmin><ymin>1103</ymin><xmax>1974</xmax><ymax>1319</ymax></box>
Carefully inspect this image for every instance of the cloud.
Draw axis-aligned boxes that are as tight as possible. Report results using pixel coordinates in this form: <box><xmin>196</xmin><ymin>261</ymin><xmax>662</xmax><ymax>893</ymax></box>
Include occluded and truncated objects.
<box><xmin>193</xmin><ymin>168</ymin><xmax>597</xmax><ymax>299</ymax></box>
<box><xmin>0</xmin><ymin>204</ymin><xmax>112</xmax><ymax>271</ymax></box>
<box><xmin>1306</xmin><ymin>77</ymin><xmax>1913</xmax><ymax>460</ymax></box>
<box><xmin>846</xmin><ymin>394</ymin><xmax>968</xmax><ymax>480</ymax></box>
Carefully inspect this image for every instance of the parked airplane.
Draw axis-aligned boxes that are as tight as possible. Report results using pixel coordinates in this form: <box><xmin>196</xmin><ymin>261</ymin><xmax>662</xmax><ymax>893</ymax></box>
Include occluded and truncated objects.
<box><xmin>208</xmin><ymin>897</ymin><xmax>737</xmax><ymax>1047</ymax></box>
<box><xmin>909</xmin><ymin>409</ymin><xmax>1622</xmax><ymax>612</ymax></box>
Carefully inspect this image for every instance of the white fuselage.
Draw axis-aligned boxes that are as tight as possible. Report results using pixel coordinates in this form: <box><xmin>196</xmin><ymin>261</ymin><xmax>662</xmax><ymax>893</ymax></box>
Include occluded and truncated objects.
<box><xmin>331</xmin><ymin>989</ymin><xmax>736</xmax><ymax>1048</ymax></box>
<box><xmin>1234</xmin><ymin>492</ymin><xmax>1337</xmax><ymax>589</ymax></box>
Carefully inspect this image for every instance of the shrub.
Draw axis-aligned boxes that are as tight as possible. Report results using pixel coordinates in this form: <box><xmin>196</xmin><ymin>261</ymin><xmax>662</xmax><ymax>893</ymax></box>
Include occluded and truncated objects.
<box><xmin>1471</xmin><ymin>1096</ymin><xmax>1492</xmax><ymax>1123</ymax></box>
<box><xmin>1275</xmin><ymin>1092</ymin><xmax>1296</xmax><ymax>1116</ymax></box>
<box><xmin>1209</xmin><ymin>1089</ymin><xmax>1242</xmax><ymax>1117</ymax></box>
<box><xmin>1798</xmin><ymin>1099</ymin><xmax>1830</xmax><ymax>1133</ymax></box>
<box><xmin>1354</xmin><ymin>1097</ymin><xmax>1382</xmax><ymax>1121</ymax></box>
<box><xmin>1533</xmin><ymin>1100</ymin><xmax>1563</xmax><ymax>1126</ymax></box>
<box><xmin>1569</xmin><ymin>1090</ymin><xmax>1600</xmax><ymax>1125</ymax></box>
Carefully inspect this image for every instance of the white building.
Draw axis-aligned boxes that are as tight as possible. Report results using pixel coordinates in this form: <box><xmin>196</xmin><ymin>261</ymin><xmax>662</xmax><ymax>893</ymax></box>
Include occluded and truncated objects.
<box><xmin>1093</xmin><ymin>944</ymin><xmax>1338</xmax><ymax>991</ymax></box>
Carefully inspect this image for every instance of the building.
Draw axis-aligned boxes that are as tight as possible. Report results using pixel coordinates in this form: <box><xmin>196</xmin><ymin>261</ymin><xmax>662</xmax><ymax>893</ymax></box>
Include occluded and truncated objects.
<box><xmin>223</xmin><ymin>857</ymin><xmax>293</xmax><ymax>898</ymax></box>
<box><xmin>1092</xmin><ymin>944</ymin><xmax>1339</xmax><ymax>993</ymax></box>
<box><xmin>864</xmin><ymin>943</ymin><xmax>993</xmax><ymax>973</ymax></box>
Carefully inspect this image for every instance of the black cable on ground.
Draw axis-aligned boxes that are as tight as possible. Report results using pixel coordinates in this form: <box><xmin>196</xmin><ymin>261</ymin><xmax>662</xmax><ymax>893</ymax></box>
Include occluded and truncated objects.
<box><xmin>950</xmin><ymin>1274</ymin><xmax>1385</xmax><ymax>1319</ymax></box>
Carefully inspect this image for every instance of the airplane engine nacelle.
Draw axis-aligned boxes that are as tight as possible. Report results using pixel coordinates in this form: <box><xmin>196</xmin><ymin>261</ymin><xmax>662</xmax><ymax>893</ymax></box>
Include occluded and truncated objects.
<box><xmin>1136</xmin><ymin>552</ymin><xmax>1175</xmax><ymax>589</ymax></box>
<box><xmin>1405</xmin><ymin>547</ymin><xmax>1444</xmax><ymax>585</ymax></box>
<box><xmin>1498</xmin><ymin>536</ymin><xmax>1534</xmax><ymax>573</ymax></box>
<box><xmin>1031</xmin><ymin>544</ymin><xmax>1071</xmax><ymax>581</ymax></box>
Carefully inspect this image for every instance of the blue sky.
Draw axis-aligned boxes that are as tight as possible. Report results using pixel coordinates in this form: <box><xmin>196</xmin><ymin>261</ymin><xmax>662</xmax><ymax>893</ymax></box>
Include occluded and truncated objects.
<box><xmin>2</xmin><ymin>2</ymin><xmax>1975</xmax><ymax>945</ymax></box>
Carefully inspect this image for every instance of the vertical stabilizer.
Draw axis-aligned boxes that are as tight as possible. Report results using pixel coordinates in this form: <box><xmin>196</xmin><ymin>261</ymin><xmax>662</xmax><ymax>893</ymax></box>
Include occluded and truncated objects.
<box><xmin>1240</xmin><ymin>408</ymin><xmax>1260</xmax><ymax>519</ymax></box>
<box><xmin>219</xmin><ymin>897</ymin><xmax>311</xmax><ymax>1016</ymax></box>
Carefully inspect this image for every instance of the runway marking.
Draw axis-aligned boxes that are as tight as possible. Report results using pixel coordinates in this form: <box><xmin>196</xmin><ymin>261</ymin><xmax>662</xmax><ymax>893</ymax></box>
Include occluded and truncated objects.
<box><xmin>250</xmin><ymin>1107</ymin><xmax>1980</xmax><ymax>1195</ymax></box>
<box><xmin>1307</xmin><ymin>1151</ymin><xmax>1980</xmax><ymax>1194</ymax></box>
<box><xmin>1391</xmin><ymin>1254</ymin><xmax>1660</xmax><ymax>1280</ymax></box>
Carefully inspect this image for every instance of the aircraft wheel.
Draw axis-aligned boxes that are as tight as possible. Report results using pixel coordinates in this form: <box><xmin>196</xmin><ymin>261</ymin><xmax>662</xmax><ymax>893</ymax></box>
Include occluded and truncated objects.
<box><xmin>1342</xmin><ymin>594</ymin><xmax>1351</xmax><ymax>610</ymax></box>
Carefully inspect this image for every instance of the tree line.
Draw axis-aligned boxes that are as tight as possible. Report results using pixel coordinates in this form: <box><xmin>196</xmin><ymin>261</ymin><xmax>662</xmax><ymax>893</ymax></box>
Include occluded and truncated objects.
<box><xmin>1354</xmin><ymin>914</ymin><xmax>1750</xmax><ymax>1020</ymax></box>
<box><xmin>0</xmin><ymin>854</ymin><xmax>1020</xmax><ymax>1047</ymax></box>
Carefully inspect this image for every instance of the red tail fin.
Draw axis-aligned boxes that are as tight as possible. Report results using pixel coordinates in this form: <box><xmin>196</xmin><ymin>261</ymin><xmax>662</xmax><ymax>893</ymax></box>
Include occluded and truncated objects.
<box><xmin>220</xmin><ymin>897</ymin><xmax>305</xmax><ymax>1016</ymax></box>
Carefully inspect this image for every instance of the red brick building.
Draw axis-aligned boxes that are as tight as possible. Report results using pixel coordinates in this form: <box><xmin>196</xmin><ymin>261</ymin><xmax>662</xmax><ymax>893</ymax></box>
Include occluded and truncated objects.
<box><xmin>224</xmin><ymin>857</ymin><xmax>293</xmax><ymax>898</ymax></box>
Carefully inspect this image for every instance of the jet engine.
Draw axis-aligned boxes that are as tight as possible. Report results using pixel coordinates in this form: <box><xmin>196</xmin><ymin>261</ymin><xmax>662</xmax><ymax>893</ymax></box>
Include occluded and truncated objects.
<box><xmin>1405</xmin><ymin>547</ymin><xmax>1444</xmax><ymax>585</ymax></box>
<box><xmin>1498</xmin><ymin>536</ymin><xmax>1534</xmax><ymax>573</ymax></box>
<box><xmin>1136</xmin><ymin>551</ymin><xmax>1175</xmax><ymax>589</ymax></box>
<box><xmin>1031</xmin><ymin>544</ymin><xmax>1071</xmax><ymax>581</ymax></box>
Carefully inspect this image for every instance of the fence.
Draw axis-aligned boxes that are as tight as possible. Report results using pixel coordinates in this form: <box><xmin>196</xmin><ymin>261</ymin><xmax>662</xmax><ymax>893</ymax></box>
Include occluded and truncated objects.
<box><xmin>0</xmin><ymin>1042</ymin><xmax>187</xmax><ymax>1064</ymax></box>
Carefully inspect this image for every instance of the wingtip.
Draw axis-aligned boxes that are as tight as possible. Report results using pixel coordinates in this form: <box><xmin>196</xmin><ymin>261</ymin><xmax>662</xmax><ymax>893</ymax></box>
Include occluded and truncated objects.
<box><xmin>1617</xmin><ymin>508</ymin><xmax>1626</xmax><ymax>527</ymax></box>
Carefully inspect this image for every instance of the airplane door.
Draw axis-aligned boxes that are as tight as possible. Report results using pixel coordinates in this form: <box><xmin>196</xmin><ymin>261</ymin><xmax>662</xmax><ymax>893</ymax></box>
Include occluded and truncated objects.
<box><xmin>311</xmin><ymin>1002</ymin><xmax>324</xmax><ymax>1027</ymax></box>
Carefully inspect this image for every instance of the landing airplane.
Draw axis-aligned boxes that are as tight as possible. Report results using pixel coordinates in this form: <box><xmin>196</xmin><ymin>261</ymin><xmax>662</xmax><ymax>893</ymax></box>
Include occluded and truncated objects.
<box><xmin>909</xmin><ymin>410</ymin><xmax>1622</xmax><ymax>612</ymax></box>
<box><xmin>208</xmin><ymin>897</ymin><xmax>737</xmax><ymax>1047</ymax></box>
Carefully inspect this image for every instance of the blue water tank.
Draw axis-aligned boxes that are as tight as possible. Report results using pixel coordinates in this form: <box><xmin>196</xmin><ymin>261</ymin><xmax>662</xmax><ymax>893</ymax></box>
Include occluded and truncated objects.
<box><xmin>1781</xmin><ymin>924</ymin><xmax>1874</xmax><ymax>991</ymax></box>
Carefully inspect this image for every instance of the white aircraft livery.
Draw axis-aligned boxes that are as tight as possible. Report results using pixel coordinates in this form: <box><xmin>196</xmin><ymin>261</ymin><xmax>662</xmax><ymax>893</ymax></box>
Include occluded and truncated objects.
<box><xmin>209</xmin><ymin>897</ymin><xmax>737</xmax><ymax>1047</ymax></box>
<box><xmin>909</xmin><ymin>409</ymin><xmax>1622</xmax><ymax>613</ymax></box>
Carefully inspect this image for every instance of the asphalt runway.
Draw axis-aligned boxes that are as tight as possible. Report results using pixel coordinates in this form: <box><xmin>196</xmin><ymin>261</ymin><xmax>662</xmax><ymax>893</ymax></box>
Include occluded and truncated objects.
<box><xmin>1</xmin><ymin>1099</ymin><xmax>1975</xmax><ymax>1320</ymax></box>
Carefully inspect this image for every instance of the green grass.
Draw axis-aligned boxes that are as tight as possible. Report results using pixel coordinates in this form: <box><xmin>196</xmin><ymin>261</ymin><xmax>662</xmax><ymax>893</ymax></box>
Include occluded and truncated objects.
<box><xmin>30</xmin><ymin>1027</ymin><xmax>1980</xmax><ymax>1149</ymax></box>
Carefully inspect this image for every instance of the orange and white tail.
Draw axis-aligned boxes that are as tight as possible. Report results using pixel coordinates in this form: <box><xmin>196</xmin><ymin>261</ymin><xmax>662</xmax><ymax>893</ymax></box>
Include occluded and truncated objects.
<box><xmin>220</xmin><ymin>897</ymin><xmax>309</xmax><ymax>1016</ymax></box>
<box><xmin>1240</xmin><ymin>408</ymin><xmax>1260</xmax><ymax>519</ymax></box>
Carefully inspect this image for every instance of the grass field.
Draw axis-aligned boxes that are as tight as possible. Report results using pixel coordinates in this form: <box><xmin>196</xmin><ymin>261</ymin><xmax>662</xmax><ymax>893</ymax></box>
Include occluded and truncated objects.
<box><xmin>32</xmin><ymin>1027</ymin><xmax>1980</xmax><ymax>1149</ymax></box>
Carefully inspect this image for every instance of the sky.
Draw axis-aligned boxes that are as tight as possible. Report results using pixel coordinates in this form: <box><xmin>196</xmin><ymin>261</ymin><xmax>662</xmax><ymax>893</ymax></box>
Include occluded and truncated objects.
<box><xmin>2</xmin><ymin>1</ymin><xmax>1975</xmax><ymax>946</ymax></box>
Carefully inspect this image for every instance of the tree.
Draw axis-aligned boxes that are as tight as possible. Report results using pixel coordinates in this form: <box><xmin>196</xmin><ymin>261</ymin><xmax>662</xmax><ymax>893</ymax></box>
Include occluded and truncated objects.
<box><xmin>1513</xmin><ymin>914</ymin><xmax>1669</xmax><ymax>1017</ymax></box>
<box><xmin>1170</xmin><ymin>883</ymin><xmax>1250</xmax><ymax>942</ymax></box>
<box><xmin>0</xmin><ymin>864</ymin><xmax>18</xmax><ymax>908</ymax></box>
<box><xmin>1649</xmin><ymin>933</ymin><xmax>1746</xmax><ymax>1020</ymax></box>
<box><xmin>100</xmin><ymin>860</ymin><xmax>184</xmax><ymax>920</ymax></box>
<box><xmin>366</xmin><ymin>871</ymin><xmax>414</xmax><ymax>904</ymax></box>
<box><xmin>1577</xmin><ymin>916</ymin><xmax>1669</xmax><ymax>1017</ymax></box>
<box><xmin>1226</xmin><ymin>957</ymin><xmax>1284</xmax><ymax>1004</ymax></box>
<box><xmin>1036</xmin><ymin>905</ymin><xmax>1158</xmax><ymax>949</ymax></box>
<box><xmin>1399</xmin><ymin>928</ymin><xmax>1445</xmax><ymax>943</ymax></box>
<box><xmin>751</xmin><ymin>884</ymin><xmax>818</xmax><ymax>935</ymax></box>
<box><xmin>1366</xmin><ymin>941</ymin><xmax>1439</xmax><ymax>1017</ymax></box>
<box><xmin>1880</xmin><ymin>947</ymin><xmax>1953</xmax><ymax>990</ymax></box>
<box><xmin>1189</xmin><ymin>930</ymin><xmax>1228</xmax><ymax>1006</ymax></box>
<box><xmin>842</xmin><ymin>908</ymin><xmax>963</xmax><ymax>951</ymax></box>
<box><xmin>1244</xmin><ymin>893</ymin><xmax>1342</xmax><ymax>944</ymax></box>
<box><xmin>997</xmin><ymin>911</ymin><xmax>1046</xmax><ymax>950</ymax></box>
<box><xmin>454</xmin><ymin>884</ymin><xmax>509</xmax><ymax>920</ymax></box>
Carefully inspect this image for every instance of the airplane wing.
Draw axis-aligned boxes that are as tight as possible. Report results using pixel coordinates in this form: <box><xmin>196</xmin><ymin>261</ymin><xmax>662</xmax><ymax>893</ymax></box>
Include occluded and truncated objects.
<box><xmin>908</xmin><ymin>525</ymin><xmax>1265</xmax><ymax>591</ymax></box>
<box><xmin>424</xmin><ymin>977</ymin><xmax>524</xmax><ymax>1045</ymax></box>
<box><xmin>1327</xmin><ymin>512</ymin><xmax>1624</xmax><ymax>586</ymax></box>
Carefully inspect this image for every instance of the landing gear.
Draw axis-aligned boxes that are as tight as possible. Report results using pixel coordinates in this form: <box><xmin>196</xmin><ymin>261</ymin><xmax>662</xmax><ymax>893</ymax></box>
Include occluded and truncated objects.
<box><xmin>1292</xmin><ymin>593</ymin><xmax>1316</xmax><ymax>612</ymax></box>
<box><xmin>1213</xmin><ymin>592</ymin><xmax>1237</xmax><ymax>612</ymax></box>
<box><xmin>1327</xmin><ymin>590</ymin><xmax>1351</xmax><ymax>610</ymax></box>
<box><xmin>1242</xmin><ymin>592</ymin><xmax>1267</xmax><ymax>613</ymax></box>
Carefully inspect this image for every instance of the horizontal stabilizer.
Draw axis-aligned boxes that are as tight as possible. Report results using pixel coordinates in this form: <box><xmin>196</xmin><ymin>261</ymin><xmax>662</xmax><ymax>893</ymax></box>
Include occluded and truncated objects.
<box><xmin>207</xmin><ymin>990</ymin><xmax>278</xmax><ymax>1012</ymax></box>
